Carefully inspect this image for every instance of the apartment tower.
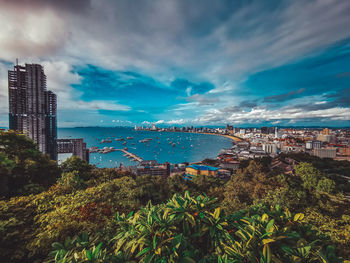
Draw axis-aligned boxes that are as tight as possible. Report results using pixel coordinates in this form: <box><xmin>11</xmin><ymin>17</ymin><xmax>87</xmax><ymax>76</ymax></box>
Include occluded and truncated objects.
<box><xmin>8</xmin><ymin>62</ymin><xmax>57</xmax><ymax>160</ymax></box>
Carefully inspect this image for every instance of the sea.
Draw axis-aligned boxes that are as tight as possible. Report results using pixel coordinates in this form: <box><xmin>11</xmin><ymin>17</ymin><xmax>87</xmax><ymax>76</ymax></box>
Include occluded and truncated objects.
<box><xmin>58</xmin><ymin>127</ymin><xmax>233</xmax><ymax>168</ymax></box>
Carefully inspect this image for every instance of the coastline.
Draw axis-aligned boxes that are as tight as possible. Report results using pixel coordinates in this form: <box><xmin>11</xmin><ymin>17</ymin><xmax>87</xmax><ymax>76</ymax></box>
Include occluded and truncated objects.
<box><xmin>197</xmin><ymin>132</ymin><xmax>242</xmax><ymax>142</ymax></box>
<box><xmin>145</xmin><ymin>129</ymin><xmax>243</xmax><ymax>142</ymax></box>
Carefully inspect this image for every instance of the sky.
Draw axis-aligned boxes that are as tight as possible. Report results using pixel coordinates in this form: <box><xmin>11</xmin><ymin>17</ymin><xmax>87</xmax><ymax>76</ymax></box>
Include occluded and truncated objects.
<box><xmin>0</xmin><ymin>0</ymin><xmax>350</xmax><ymax>127</ymax></box>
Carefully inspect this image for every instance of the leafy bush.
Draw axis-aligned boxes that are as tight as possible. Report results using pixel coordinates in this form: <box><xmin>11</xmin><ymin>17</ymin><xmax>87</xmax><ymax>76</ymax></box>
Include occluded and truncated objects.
<box><xmin>47</xmin><ymin>192</ymin><xmax>341</xmax><ymax>263</ymax></box>
<box><xmin>58</xmin><ymin>171</ymin><xmax>86</xmax><ymax>193</ymax></box>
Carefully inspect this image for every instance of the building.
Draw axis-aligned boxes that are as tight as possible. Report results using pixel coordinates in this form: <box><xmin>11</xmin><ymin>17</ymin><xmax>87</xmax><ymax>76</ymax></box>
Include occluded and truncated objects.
<box><xmin>274</xmin><ymin>127</ymin><xmax>281</xmax><ymax>139</ymax></box>
<box><xmin>219</xmin><ymin>160</ymin><xmax>240</xmax><ymax>170</ymax></box>
<box><xmin>9</xmin><ymin>61</ymin><xmax>89</xmax><ymax>162</ymax></box>
<box><xmin>262</xmin><ymin>143</ymin><xmax>278</xmax><ymax>154</ymax></box>
<box><xmin>338</xmin><ymin>147</ymin><xmax>350</xmax><ymax>156</ymax></box>
<box><xmin>321</xmin><ymin>128</ymin><xmax>330</xmax><ymax>135</ymax></box>
<box><xmin>136</xmin><ymin>160</ymin><xmax>170</xmax><ymax>176</ymax></box>
<box><xmin>313</xmin><ymin>148</ymin><xmax>337</xmax><ymax>159</ymax></box>
<box><xmin>184</xmin><ymin>164</ymin><xmax>219</xmax><ymax>180</ymax></box>
<box><xmin>57</xmin><ymin>139</ymin><xmax>90</xmax><ymax>162</ymax></box>
<box><xmin>261</xmin><ymin>127</ymin><xmax>268</xmax><ymax>134</ymax></box>
<box><xmin>317</xmin><ymin>132</ymin><xmax>336</xmax><ymax>143</ymax></box>
<box><xmin>306</xmin><ymin>140</ymin><xmax>322</xmax><ymax>150</ymax></box>
<box><xmin>8</xmin><ymin>62</ymin><xmax>57</xmax><ymax>160</ymax></box>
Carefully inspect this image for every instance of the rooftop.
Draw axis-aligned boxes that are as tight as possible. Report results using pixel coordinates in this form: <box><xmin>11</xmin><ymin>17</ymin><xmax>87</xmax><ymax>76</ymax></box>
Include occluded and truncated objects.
<box><xmin>187</xmin><ymin>164</ymin><xmax>219</xmax><ymax>171</ymax></box>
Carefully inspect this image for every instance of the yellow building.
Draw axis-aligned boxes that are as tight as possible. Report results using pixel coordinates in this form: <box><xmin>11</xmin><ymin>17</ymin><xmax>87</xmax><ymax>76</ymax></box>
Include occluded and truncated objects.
<box><xmin>184</xmin><ymin>165</ymin><xmax>219</xmax><ymax>180</ymax></box>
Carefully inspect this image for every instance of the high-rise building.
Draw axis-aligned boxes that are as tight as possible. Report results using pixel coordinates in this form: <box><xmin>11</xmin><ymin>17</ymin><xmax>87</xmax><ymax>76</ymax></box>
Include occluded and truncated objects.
<box><xmin>8</xmin><ymin>62</ymin><xmax>57</xmax><ymax>159</ymax></box>
<box><xmin>261</xmin><ymin>126</ymin><xmax>268</xmax><ymax>134</ymax></box>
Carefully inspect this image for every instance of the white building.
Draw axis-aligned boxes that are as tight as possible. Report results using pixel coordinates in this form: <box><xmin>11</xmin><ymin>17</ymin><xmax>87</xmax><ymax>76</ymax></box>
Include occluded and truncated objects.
<box><xmin>262</xmin><ymin>143</ymin><xmax>278</xmax><ymax>154</ymax></box>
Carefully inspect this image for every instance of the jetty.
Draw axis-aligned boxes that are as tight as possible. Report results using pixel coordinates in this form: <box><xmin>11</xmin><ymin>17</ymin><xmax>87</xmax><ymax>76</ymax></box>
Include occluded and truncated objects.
<box><xmin>117</xmin><ymin>149</ymin><xmax>143</xmax><ymax>162</ymax></box>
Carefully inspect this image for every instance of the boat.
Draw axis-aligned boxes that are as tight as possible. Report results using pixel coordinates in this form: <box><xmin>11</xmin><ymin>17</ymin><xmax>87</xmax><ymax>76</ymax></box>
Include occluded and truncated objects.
<box><xmin>89</xmin><ymin>146</ymin><xmax>99</xmax><ymax>153</ymax></box>
<box><xmin>101</xmin><ymin>139</ymin><xmax>112</xmax><ymax>143</ymax></box>
<box><xmin>115</xmin><ymin>138</ymin><xmax>125</xmax><ymax>141</ymax></box>
<box><xmin>127</xmin><ymin>137</ymin><xmax>134</xmax><ymax>140</ymax></box>
<box><xmin>122</xmin><ymin>141</ymin><xmax>127</xmax><ymax>145</ymax></box>
<box><xmin>98</xmin><ymin>146</ymin><xmax>116</xmax><ymax>154</ymax></box>
<box><xmin>139</xmin><ymin>138</ymin><xmax>151</xmax><ymax>143</ymax></box>
<box><xmin>123</xmin><ymin>147</ymin><xmax>128</xmax><ymax>151</ymax></box>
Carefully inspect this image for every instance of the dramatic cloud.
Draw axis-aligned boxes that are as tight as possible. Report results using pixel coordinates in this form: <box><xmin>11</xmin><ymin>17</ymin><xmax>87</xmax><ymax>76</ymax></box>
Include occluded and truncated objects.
<box><xmin>0</xmin><ymin>0</ymin><xmax>350</xmax><ymax>127</ymax></box>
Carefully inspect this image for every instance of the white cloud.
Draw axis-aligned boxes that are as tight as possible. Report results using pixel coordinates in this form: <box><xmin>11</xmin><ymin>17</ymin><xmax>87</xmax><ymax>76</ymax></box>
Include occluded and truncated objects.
<box><xmin>195</xmin><ymin>106</ymin><xmax>350</xmax><ymax>124</ymax></box>
<box><xmin>167</xmin><ymin>119</ymin><xmax>186</xmax><ymax>125</ymax></box>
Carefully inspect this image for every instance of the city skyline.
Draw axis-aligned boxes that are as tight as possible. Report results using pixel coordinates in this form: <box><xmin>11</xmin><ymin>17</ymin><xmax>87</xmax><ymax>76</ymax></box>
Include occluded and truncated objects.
<box><xmin>1</xmin><ymin>0</ymin><xmax>350</xmax><ymax>127</ymax></box>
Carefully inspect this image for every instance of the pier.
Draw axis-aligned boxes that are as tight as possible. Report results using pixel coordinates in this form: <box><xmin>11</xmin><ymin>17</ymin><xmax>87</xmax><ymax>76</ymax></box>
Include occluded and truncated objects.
<box><xmin>117</xmin><ymin>149</ymin><xmax>143</xmax><ymax>162</ymax></box>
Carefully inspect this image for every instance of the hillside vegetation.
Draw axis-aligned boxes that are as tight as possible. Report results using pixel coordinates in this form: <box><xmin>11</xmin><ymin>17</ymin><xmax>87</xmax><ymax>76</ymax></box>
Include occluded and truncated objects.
<box><xmin>0</xmin><ymin>131</ymin><xmax>349</xmax><ymax>262</ymax></box>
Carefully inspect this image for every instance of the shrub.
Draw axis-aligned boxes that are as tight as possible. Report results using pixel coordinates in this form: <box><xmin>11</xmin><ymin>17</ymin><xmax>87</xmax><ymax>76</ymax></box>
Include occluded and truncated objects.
<box><xmin>47</xmin><ymin>192</ymin><xmax>341</xmax><ymax>263</ymax></box>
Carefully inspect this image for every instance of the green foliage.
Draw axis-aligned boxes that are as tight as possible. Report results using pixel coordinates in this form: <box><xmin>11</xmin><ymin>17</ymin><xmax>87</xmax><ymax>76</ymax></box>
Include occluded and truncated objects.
<box><xmin>58</xmin><ymin>171</ymin><xmax>86</xmax><ymax>192</ymax></box>
<box><xmin>294</xmin><ymin>162</ymin><xmax>337</xmax><ymax>195</ymax></box>
<box><xmin>0</xmin><ymin>195</ymin><xmax>36</xmax><ymax>262</ymax></box>
<box><xmin>191</xmin><ymin>174</ymin><xmax>225</xmax><ymax>198</ymax></box>
<box><xmin>0</xmin><ymin>130</ymin><xmax>60</xmax><ymax>196</ymax></box>
<box><xmin>48</xmin><ymin>192</ymin><xmax>341</xmax><ymax>263</ymax></box>
<box><xmin>316</xmin><ymin>178</ymin><xmax>336</xmax><ymax>193</ymax></box>
<box><xmin>0</xmin><ymin>151</ymin><xmax>16</xmax><ymax>173</ymax></box>
<box><xmin>60</xmin><ymin>156</ymin><xmax>94</xmax><ymax>181</ymax></box>
<box><xmin>223</xmin><ymin>161</ymin><xmax>277</xmax><ymax>210</ymax></box>
<box><xmin>295</xmin><ymin>162</ymin><xmax>323</xmax><ymax>191</ymax></box>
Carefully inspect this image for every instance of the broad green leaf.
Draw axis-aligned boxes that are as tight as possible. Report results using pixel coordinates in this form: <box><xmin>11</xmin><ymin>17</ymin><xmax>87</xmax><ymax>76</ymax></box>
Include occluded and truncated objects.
<box><xmin>86</xmin><ymin>250</ymin><xmax>92</xmax><ymax>261</ymax></box>
<box><xmin>136</xmin><ymin>247</ymin><xmax>151</xmax><ymax>257</ymax></box>
<box><xmin>266</xmin><ymin>219</ymin><xmax>275</xmax><ymax>233</ymax></box>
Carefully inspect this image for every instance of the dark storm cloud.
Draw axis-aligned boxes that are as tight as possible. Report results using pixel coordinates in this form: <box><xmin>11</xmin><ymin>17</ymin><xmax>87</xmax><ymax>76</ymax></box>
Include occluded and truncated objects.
<box><xmin>263</xmin><ymin>88</ymin><xmax>305</xmax><ymax>103</ymax></box>
<box><xmin>1</xmin><ymin>0</ymin><xmax>92</xmax><ymax>12</ymax></box>
<box><xmin>324</xmin><ymin>87</ymin><xmax>350</xmax><ymax>107</ymax></box>
<box><xmin>287</xmin><ymin>87</ymin><xmax>350</xmax><ymax>112</ymax></box>
<box><xmin>238</xmin><ymin>99</ymin><xmax>258</xmax><ymax>108</ymax></box>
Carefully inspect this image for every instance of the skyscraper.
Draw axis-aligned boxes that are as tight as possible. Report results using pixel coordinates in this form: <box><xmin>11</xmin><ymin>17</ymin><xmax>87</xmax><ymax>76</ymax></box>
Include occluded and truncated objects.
<box><xmin>8</xmin><ymin>62</ymin><xmax>57</xmax><ymax>160</ymax></box>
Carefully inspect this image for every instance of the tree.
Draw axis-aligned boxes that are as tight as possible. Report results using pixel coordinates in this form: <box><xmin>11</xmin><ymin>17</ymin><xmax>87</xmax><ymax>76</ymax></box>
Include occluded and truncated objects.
<box><xmin>223</xmin><ymin>160</ymin><xmax>276</xmax><ymax>211</ymax></box>
<box><xmin>317</xmin><ymin>177</ymin><xmax>336</xmax><ymax>193</ymax></box>
<box><xmin>0</xmin><ymin>152</ymin><xmax>15</xmax><ymax>196</ymax></box>
<box><xmin>295</xmin><ymin>162</ymin><xmax>323</xmax><ymax>191</ymax></box>
<box><xmin>60</xmin><ymin>156</ymin><xmax>94</xmax><ymax>181</ymax></box>
<box><xmin>0</xmin><ymin>130</ymin><xmax>60</xmax><ymax>196</ymax></box>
